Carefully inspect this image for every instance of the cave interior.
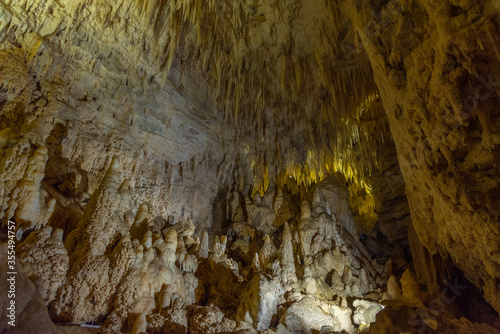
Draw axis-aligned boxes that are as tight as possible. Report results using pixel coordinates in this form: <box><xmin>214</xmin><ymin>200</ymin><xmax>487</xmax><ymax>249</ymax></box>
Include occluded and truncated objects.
<box><xmin>0</xmin><ymin>0</ymin><xmax>499</xmax><ymax>333</ymax></box>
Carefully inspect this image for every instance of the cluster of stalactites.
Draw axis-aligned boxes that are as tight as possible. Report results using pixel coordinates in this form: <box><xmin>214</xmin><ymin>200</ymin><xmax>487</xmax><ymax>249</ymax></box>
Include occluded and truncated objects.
<box><xmin>3</xmin><ymin>0</ymin><xmax>390</xmax><ymax>197</ymax></box>
<box><xmin>250</xmin><ymin>92</ymin><xmax>385</xmax><ymax>197</ymax></box>
<box><xmin>119</xmin><ymin>0</ymin><xmax>387</xmax><ymax>194</ymax></box>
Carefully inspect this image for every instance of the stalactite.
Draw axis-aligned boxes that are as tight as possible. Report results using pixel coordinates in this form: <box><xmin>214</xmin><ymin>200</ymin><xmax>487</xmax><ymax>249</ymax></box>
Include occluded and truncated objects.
<box><xmin>4</xmin><ymin>0</ymin><xmax>390</xmax><ymax>236</ymax></box>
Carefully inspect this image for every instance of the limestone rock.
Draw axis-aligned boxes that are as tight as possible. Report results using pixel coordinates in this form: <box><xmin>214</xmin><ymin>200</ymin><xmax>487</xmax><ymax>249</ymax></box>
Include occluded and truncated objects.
<box><xmin>284</xmin><ymin>296</ymin><xmax>354</xmax><ymax>333</ymax></box>
<box><xmin>189</xmin><ymin>305</ymin><xmax>237</xmax><ymax>334</ymax></box>
<box><xmin>1</xmin><ymin>0</ymin><xmax>499</xmax><ymax>331</ymax></box>
<box><xmin>0</xmin><ymin>244</ymin><xmax>59</xmax><ymax>334</ymax></box>
<box><xmin>17</xmin><ymin>226</ymin><xmax>69</xmax><ymax>303</ymax></box>
<box><xmin>352</xmin><ymin>299</ymin><xmax>384</xmax><ymax>326</ymax></box>
<box><xmin>237</xmin><ymin>274</ymin><xmax>283</xmax><ymax>330</ymax></box>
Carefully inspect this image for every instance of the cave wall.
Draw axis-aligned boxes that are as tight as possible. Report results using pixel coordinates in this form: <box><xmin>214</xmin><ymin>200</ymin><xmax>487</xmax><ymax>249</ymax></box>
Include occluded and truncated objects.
<box><xmin>341</xmin><ymin>0</ymin><xmax>500</xmax><ymax>312</ymax></box>
<box><xmin>0</xmin><ymin>33</ymin><xmax>235</xmax><ymax>234</ymax></box>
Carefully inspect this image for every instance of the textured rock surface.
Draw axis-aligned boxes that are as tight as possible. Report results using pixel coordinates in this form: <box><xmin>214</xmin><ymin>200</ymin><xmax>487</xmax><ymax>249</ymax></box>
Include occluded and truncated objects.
<box><xmin>0</xmin><ymin>0</ymin><xmax>499</xmax><ymax>332</ymax></box>
<box><xmin>339</xmin><ymin>0</ymin><xmax>500</xmax><ymax>313</ymax></box>
<box><xmin>2</xmin><ymin>172</ymin><xmax>390</xmax><ymax>333</ymax></box>
<box><xmin>17</xmin><ymin>226</ymin><xmax>69</xmax><ymax>303</ymax></box>
<box><xmin>0</xmin><ymin>244</ymin><xmax>59</xmax><ymax>334</ymax></box>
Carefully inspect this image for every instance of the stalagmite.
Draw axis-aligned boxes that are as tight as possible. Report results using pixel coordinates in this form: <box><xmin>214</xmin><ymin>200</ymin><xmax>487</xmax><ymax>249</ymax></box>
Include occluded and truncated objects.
<box><xmin>131</xmin><ymin>313</ymin><xmax>147</xmax><ymax>334</ymax></box>
<box><xmin>279</xmin><ymin>222</ymin><xmax>298</xmax><ymax>291</ymax></box>
<box><xmin>157</xmin><ymin>284</ymin><xmax>174</xmax><ymax>309</ymax></box>
<box><xmin>131</xmin><ymin>203</ymin><xmax>151</xmax><ymax>239</ymax></box>
<box><xmin>163</xmin><ymin>229</ymin><xmax>178</xmax><ymax>264</ymax></box>
<box><xmin>259</xmin><ymin>234</ymin><xmax>278</xmax><ymax>271</ymax></box>
<box><xmin>386</xmin><ymin>275</ymin><xmax>402</xmax><ymax>300</ymax></box>
<box><xmin>199</xmin><ymin>230</ymin><xmax>209</xmax><ymax>259</ymax></box>
<box><xmin>252</xmin><ymin>252</ymin><xmax>261</xmax><ymax>272</ymax></box>
<box><xmin>359</xmin><ymin>268</ymin><xmax>369</xmax><ymax>294</ymax></box>
<box><xmin>1</xmin><ymin>0</ymin><xmax>499</xmax><ymax>333</ymax></box>
<box><xmin>142</xmin><ymin>231</ymin><xmax>153</xmax><ymax>249</ymax></box>
<box><xmin>273</xmin><ymin>188</ymin><xmax>283</xmax><ymax>214</ymax></box>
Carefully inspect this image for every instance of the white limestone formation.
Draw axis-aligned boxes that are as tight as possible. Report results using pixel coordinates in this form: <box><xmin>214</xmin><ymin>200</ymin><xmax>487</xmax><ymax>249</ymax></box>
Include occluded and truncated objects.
<box><xmin>199</xmin><ymin>230</ymin><xmax>209</xmax><ymax>259</ymax></box>
<box><xmin>1</xmin><ymin>2</ymin><xmax>499</xmax><ymax>330</ymax></box>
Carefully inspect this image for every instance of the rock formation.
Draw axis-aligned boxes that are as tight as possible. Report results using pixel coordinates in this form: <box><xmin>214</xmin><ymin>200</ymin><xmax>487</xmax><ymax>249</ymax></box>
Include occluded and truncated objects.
<box><xmin>0</xmin><ymin>0</ymin><xmax>499</xmax><ymax>333</ymax></box>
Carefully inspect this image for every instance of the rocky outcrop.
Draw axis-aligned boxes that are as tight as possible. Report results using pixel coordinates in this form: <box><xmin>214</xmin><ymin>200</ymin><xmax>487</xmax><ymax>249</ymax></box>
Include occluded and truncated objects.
<box><xmin>340</xmin><ymin>0</ymin><xmax>500</xmax><ymax>312</ymax></box>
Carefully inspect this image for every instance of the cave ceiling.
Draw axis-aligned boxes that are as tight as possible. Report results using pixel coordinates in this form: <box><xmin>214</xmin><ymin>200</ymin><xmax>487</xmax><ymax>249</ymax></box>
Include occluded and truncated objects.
<box><xmin>1</xmin><ymin>0</ymin><xmax>500</xmax><ymax>332</ymax></box>
<box><xmin>1</xmin><ymin>0</ymin><xmax>390</xmax><ymax>194</ymax></box>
